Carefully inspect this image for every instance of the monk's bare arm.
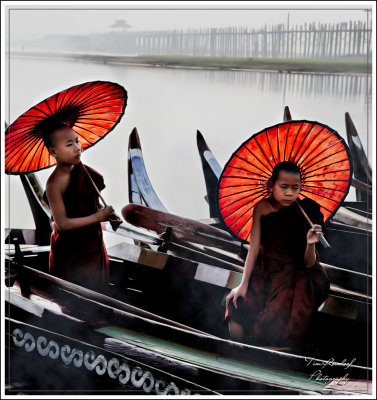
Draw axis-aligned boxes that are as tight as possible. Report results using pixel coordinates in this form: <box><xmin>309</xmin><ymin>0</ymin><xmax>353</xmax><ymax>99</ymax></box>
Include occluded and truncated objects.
<box><xmin>226</xmin><ymin>201</ymin><xmax>264</xmax><ymax>309</ymax></box>
<box><xmin>240</xmin><ymin>203</ymin><xmax>263</xmax><ymax>286</ymax></box>
<box><xmin>46</xmin><ymin>180</ymin><xmax>113</xmax><ymax>231</ymax></box>
<box><xmin>304</xmin><ymin>224</ymin><xmax>322</xmax><ymax>268</ymax></box>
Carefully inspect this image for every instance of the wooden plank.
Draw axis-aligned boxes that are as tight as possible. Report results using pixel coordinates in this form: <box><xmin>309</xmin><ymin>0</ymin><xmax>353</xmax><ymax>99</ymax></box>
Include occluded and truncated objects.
<box><xmin>332</xmin><ymin>206</ymin><xmax>371</xmax><ymax>230</ymax></box>
<box><xmin>122</xmin><ymin>204</ymin><xmax>248</xmax><ymax>254</ymax></box>
<box><xmin>107</xmin><ymin>241</ymin><xmax>242</xmax><ymax>289</ymax></box>
<box><xmin>13</xmin><ymin>263</ymin><xmax>213</xmax><ymax>336</ymax></box>
<box><xmin>351</xmin><ymin>179</ymin><xmax>372</xmax><ymax>195</ymax></box>
<box><xmin>165</xmin><ymin>241</ymin><xmax>244</xmax><ymax>273</ymax></box>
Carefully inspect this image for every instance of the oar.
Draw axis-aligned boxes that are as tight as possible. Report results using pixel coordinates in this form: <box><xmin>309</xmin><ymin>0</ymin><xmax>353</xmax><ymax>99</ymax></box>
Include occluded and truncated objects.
<box><xmin>80</xmin><ymin>162</ymin><xmax>122</xmax><ymax>231</ymax></box>
<box><xmin>296</xmin><ymin>201</ymin><xmax>331</xmax><ymax>249</ymax></box>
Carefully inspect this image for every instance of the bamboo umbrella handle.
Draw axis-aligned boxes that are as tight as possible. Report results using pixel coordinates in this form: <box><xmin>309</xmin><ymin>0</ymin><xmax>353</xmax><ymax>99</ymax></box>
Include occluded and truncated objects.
<box><xmin>80</xmin><ymin>163</ymin><xmax>108</xmax><ymax>206</ymax></box>
<box><xmin>296</xmin><ymin>201</ymin><xmax>331</xmax><ymax>249</ymax></box>
<box><xmin>80</xmin><ymin>163</ymin><xmax>122</xmax><ymax>231</ymax></box>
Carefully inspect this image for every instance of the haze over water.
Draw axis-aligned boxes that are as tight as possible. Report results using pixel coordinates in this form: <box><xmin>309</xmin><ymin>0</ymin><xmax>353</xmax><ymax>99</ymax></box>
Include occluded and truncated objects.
<box><xmin>5</xmin><ymin>56</ymin><xmax>371</xmax><ymax>246</ymax></box>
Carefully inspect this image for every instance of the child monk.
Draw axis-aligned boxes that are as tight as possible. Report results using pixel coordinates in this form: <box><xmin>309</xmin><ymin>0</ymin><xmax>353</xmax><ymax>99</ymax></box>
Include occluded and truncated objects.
<box><xmin>42</xmin><ymin>121</ymin><xmax>114</xmax><ymax>292</ymax></box>
<box><xmin>225</xmin><ymin>161</ymin><xmax>330</xmax><ymax>347</ymax></box>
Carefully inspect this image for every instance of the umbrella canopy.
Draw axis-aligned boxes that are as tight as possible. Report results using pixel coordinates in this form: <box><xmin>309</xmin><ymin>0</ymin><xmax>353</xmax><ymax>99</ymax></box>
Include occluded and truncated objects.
<box><xmin>5</xmin><ymin>81</ymin><xmax>127</xmax><ymax>175</ymax></box>
<box><xmin>217</xmin><ymin>120</ymin><xmax>353</xmax><ymax>242</ymax></box>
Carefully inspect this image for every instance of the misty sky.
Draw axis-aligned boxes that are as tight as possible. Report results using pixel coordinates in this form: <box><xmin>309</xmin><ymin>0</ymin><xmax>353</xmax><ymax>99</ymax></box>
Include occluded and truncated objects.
<box><xmin>5</xmin><ymin>2</ymin><xmax>371</xmax><ymax>41</ymax></box>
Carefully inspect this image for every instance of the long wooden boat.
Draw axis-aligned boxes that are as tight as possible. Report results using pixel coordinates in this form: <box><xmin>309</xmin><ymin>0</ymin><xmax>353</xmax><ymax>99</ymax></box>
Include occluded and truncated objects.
<box><xmin>5</xmin><ymin>179</ymin><xmax>372</xmax><ymax>394</ymax></box>
<box><xmin>5</xmin><ymin>259</ymin><xmax>372</xmax><ymax>395</ymax></box>
<box><xmin>5</xmin><ymin>282</ymin><xmax>220</xmax><ymax>395</ymax></box>
<box><xmin>7</xmin><ymin>217</ymin><xmax>371</xmax><ymax>379</ymax></box>
<box><xmin>4</xmin><ymin>242</ymin><xmax>371</xmax><ymax>393</ymax></box>
<box><xmin>5</xmin><ymin>123</ymin><xmax>372</xmax><ymax>395</ymax></box>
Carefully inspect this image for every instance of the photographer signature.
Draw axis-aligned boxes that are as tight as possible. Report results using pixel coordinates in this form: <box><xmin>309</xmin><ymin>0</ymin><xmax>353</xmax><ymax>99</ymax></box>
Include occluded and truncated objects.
<box><xmin>309</xmin><ymin>370</ymin><xmax>349</xmax><ymax>385</ymax></box>
<box><xmin>305</xmin><ymin>357</ymin><xmax>356</xmax><ymax>369</ymax></box>
<box><xmin>305</xmin><ymin>357</ymin><xmax>356</xmax><ymax>386</ymax></box>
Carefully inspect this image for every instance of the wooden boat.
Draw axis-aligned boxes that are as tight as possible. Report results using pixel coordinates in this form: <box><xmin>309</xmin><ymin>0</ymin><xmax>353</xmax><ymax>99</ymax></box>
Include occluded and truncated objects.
<box><xmin>5</xmin><ymin>244</ymin><xmax>372</xmax><ymax>394</ymax></box>
<box><xmin>9</xmin><ymin>172</ymin><xmax>371</xmax><ymax>365</ymax></box>
<box><xmin>5</xmin><ymin>258</ymin><xmax>372</xmax><ymax>395</ymax></box>
<box><xmin>5</xmin><ymin>123</ymin><xmax>372</xmax><ymax>395</ymax></box>
<box><xmin>5</xmin><ymin>186</ymin><xmax>372</xmax><ymax>395</ymax></box>
<box><xmin>5</xmin><ymin>277</ymin><xmax>219</xmax><ymax>395</ymax></box>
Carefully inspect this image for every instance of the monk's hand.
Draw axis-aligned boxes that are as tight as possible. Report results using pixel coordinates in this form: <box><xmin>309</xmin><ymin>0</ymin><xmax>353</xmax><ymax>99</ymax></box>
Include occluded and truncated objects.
<box><xmin>96</xmin><ymin>206</ymin><xmax>114</xmax><ymax>222</ymax></box>
<box><xmin>307</xmin><ymin>224</ymin><xmax>322</xmax><ymax>245</ymax></box>
<box><xmin>226</xmin><ymin>283</ymin><xmax>248</xmax><ymax>310</ymax></box>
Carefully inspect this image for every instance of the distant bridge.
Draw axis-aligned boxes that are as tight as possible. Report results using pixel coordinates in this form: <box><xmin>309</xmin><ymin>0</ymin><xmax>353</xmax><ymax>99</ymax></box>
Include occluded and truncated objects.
<box><xmin>28</xmin><ymin>20</ymin><xmax>371</xmax><ymax>59</ymax></box>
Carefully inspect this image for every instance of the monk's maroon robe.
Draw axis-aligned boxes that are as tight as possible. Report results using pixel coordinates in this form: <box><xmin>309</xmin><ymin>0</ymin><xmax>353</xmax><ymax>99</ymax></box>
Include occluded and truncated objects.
<box><xmin>45</xmin><ymin>163</ymin><xmax>109</xmax><ymax>291</ymax></box>
<box><xmin>225</xmin><ymin>198</ymin><xmax>330</xmax><ymax>347</ymax></box>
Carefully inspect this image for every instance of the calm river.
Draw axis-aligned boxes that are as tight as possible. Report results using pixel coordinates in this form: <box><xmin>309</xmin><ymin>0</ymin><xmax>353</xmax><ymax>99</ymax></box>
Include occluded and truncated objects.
<box><xmin>5</xmin><ymin>56</ymin><xmax>372</xmax><ymax>246</ymax></box>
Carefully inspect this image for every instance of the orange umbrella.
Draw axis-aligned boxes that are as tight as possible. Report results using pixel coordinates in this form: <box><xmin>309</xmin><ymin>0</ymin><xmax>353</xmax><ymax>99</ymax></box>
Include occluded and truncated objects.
<box><xmin>5</xmin><ymin>80</ymin><xmax>127</xmax><ymax>174</ymax></box>
<box><xmin>5</xmin><ymin>80</ymin><xmax>127</xmax><ymax>230</ymax></box>
<box><xmin>217</xmin><ymin>120</ymin><xmax>353</xmax><ymax>243</ymax></box>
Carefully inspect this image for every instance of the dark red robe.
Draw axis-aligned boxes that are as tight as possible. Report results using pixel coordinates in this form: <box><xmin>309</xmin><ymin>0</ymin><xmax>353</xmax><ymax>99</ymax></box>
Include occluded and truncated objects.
<box><xmin>225</xmin><ymin>197</ymin><xmax>330</xmax><ymax>347</ymax></box>
<box><xmin>44</xmin><ymin>163</ymin><xmax>109</xmax><ymax>291</ymax></box>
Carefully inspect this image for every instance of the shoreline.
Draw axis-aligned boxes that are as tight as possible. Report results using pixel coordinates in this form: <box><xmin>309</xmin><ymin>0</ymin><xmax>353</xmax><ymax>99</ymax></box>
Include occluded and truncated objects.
<box><xmin>8</xmin><ymin>51</ymin><xmax>371</xmax><ymax>75</ymax></box>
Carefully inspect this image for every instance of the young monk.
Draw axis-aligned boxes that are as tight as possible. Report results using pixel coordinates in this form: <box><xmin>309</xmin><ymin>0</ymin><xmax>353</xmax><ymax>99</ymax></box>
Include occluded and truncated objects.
<box><xmin>42</xmin><ymin>122</ymin><xmax>114</xmax><ymax>292</ymax></box>
<box><xmin>225</xmin><ymin>161</ymin><xmax>330</xmax><ymax>347</ymax></box>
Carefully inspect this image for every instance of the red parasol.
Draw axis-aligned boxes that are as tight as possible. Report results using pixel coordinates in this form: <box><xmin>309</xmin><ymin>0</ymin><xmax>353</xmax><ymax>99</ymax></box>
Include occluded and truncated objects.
<box><xmin>5</xmin><ymin>80</ymin><xmax>127</xmax><ymax>174</ymax></box>
<box><xmin>5</xmin><ymin>80</ymin><xmax>127</xmax><ymax>230</ymax></box>
<box><xmin>217</xmin><ymin>120</ymin><xmax>353</xmax><ymax>242</ymax></box>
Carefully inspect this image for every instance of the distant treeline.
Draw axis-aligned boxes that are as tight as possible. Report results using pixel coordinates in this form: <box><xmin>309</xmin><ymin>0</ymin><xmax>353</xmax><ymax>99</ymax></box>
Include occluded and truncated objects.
<box><xmin>27</xmin><ymin>21</ymin><xmax>371</xmax><ymax>59</ymax></box>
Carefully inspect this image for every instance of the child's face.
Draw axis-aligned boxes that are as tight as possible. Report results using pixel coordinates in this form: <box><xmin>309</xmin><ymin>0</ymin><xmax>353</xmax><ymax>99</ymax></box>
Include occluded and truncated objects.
<box><xmin>269</xmin><ymin>170</ymin><xmax>301</xmax><ymax>208</ymax></box>
<box><xmin>50</xmin><ymin>127</ymin><xmax>81</xmax><ymax>165</ymax></box>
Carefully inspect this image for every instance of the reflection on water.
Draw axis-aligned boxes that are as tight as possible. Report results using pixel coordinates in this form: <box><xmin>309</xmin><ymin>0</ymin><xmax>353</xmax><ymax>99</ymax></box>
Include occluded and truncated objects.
<box><xmin>172</xmin><ymin>68</ymin><xmax>371</xmax><ymax>106</ymax></box>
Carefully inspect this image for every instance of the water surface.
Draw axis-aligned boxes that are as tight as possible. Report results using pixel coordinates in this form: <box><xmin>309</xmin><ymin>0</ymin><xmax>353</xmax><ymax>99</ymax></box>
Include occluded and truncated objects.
<box><xmin>5</xmin><ymin>56</ymin><xmax>371</xmax><ymax>246</ymax></box>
